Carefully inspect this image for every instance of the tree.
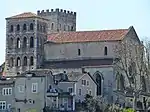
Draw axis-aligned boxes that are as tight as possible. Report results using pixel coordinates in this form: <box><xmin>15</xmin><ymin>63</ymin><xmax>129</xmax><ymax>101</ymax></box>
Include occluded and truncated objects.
<box><xmin>83</xmin><ymin>94</ymin><xmax>102</xmax><ymax>112</ymax></box>
<box><xmin>82</xmin><ymin>95</ymin><xmax>125</xmax><ymax>112</ymax></box>
<box><xmin>114</xmin><ymin>39</ymin><xmax>150</xmax><ymax>110</ymax></box>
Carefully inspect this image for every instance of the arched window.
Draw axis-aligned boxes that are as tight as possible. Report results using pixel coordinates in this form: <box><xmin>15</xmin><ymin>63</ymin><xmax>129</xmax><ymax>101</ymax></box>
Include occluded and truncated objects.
<box><xmin>78</xmin><ymin>49</ymin><xmax>81</xmax><ymax>56</ymax></box>
<box><xmin>128</xmin><ymin>62</ymin><xmax>136</xmax><ymax>77</ymax></box>
<box><xmin>17</xmin><ymin>24</ymin><xmax>20</xmax><ymax>31</ymax></box>
<box><xmin>96</xmin><ymin>73</ymin><xmax>102</xmax><ymax>95</ymax></box>
<box><xmin>16</xmin><ymin>57</ymin><xmax>21</xmax><ymax>66</ymax></box>
<box><xmin>17</xmin><ymin>38</ymin><xmax>21</xmax><ymax>48</ymax></box>
<box><xmin>64</xmin><ymin>25</ymin><xmax>66</xmax><ymax>31</ymax></box>
<box><xmin>37</xmin><ymin>37</ymin><xmax>39</xmax><ymax>47</ymax></box>
<box><xmin>30</xmin><ymin>37</ymin><xmax>34</xmax><ymax>48</ymax></box>
<box><xmin>141</xmin><ymin>76</ymin><xmax>146</xmax><ymax>92</ymax></box>
<box><xmin>116</xmin><ymin>72</ymin><xmax>125</xmax><ymax>91</ymax></box>
<box><xmin>51</xmin><ymin>23</ymin><xmax>54</xmax><ymax>30</ymax></box>
<box><xmin>17</xmin><ymin>72</ymin><xmax>20</xmax><ymax>75</ymax></box>
<box><xmin>10</xmin><ymin>25</ymin><xmax>13</xmax><ymax>32</ymax></box>
<box><xmin>30</xmin><ymin>56</ymin><xmax>34</xmax><ymax>66</ymax></box>
<box><xmin>23</xmin><ymin>56</ymin><xmax>27</xmax><ymax>66</ymax></box>
<box><xmin>9</xmin><ymin>57</ymin><xmax>14</xmax><ymax>67</ymax></box>
<box><xmin>120</xmin><ymin>74</ymin><xmax>125</xmax><ymax>90</ymax></box>
<box><xmin>9</xmin><ymin>38</ymin><xmax>13</xmax><ymax>48</ymax></box>
<box><xmin>137</xmin><ymin>101</ymin><xmax>143</xmax><ymax>109</ymax></box>
<box><xmin>30</xmin><ymin>23</ymin><xmax>34</xmax><ymax>30</ymax></box>
<box><xmin>43</xmin><ymin>25</ymin><xmax>46</xmax><ymax>32</ymax></box>
<box><xmin>41</xmin><ymin>26</ymin><xmax>44</xmax><ymax>32</ymax></box>
<box><xmin>40</xmin><ymin>25</ymin><xmax>42</xmax><ymax>32</ymax></box>
<box><xmin>104</xmin><ymin>46</ymin><xmax>108</xmax><ymax>55</ymax></box>
<box><xmin>37</xmin><ymin>24</ymin><xmax>39</xmax><ymax>31</ymax></box>
<box><xmin>68</xmin><ymin>26</ymin><xmax>70</xmax><ymax>31</ymax></box>
<box><xmin>23</xmin><ymin>24</ymin><xmax>27</xmax><ymax>31</ymax></box>
<box><xmin>59</xmin><ymin>24</ymin><xmax>61</xmax><ymax>30</ymax></box>
<box><xmin>23</xmin><ymin>37</ymin><xmax>27</xmax><ymax>48</ymax></box>
<box><xmin>71</xmin><ymin>26</ymin><xmax>74</xmax><ymax>31</ymax></box>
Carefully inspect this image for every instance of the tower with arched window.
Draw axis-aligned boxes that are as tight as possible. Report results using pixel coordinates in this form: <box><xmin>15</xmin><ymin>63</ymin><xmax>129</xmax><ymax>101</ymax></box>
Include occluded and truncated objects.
<box><xmin>5</xmin><ymin>12</ymin><xmax>48</xmax><ymax>76</ymax></box>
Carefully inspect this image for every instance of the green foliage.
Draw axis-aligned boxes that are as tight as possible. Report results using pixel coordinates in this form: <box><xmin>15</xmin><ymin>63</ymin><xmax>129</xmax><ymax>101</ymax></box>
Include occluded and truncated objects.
<box><xmin>82</xmin><ymin>94</ymin><xmax>102</xmax><ymax>112</ymax></box>
<box><xmin>104</xmin><ymin>104</ymin><xmax>122</xmax><ymax>112</ymax></box>
<box><xmin>76</xmin><ymin>94</ymin><xmax>136</xmax><ymax>112</ymax></box>
<box><xmin>122</xmin><ymin>108</ymin><xmax>135</xmax><ymax>112</ymax></box>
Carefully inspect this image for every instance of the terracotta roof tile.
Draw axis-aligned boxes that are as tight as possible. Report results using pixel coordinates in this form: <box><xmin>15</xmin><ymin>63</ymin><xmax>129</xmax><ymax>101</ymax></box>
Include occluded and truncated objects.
<box><xmin>47</xmin><ymin>29</ymin><xmax>129</xmax><ymax>43</ymax></box>
<box><xmin>6</xmin><ymin>12</ymin><xmax>37</xmax><ymax>19</ymax></box>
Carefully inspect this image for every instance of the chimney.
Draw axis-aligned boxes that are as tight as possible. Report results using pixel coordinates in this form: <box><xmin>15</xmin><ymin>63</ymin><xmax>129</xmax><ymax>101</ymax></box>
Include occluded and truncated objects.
<box><xmin>81</xmin><ymin>68</ymin><xmax>86</xmax><ymax>73</ymax></box>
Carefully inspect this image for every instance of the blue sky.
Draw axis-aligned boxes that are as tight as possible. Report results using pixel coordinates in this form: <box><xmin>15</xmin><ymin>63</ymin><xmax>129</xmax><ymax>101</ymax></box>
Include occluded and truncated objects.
<box><xmin>0</xmin><ymin>0</ymin><xmax>150</xmax><ymax>64</ymax></box>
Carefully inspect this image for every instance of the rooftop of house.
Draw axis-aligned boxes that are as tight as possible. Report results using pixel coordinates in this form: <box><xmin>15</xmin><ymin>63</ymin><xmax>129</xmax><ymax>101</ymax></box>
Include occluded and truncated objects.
<box><xmin>7</xmin><ymin>69</ymin><xmax>53</xmax><ymax>78</ymax></box>
<box><xmin>0</xmin><ymin>77</ymin><xmax>15</xmax><ymax>85</ymax></box>
<box><xmin>47</xmin><ymin>26</ymin><xmax>134</xmax><ymax>43</ymax></box>
<box><xmin>6</xmin><ymin>12</ymin><xmax>48</xmax><ymax>20</ymax></box>
<box><xmin>53</xmin><ymin>72</ymin><xmax>97</xmax><ymax>84</ymax></box>
<box><xmin>68</xmin><ymin>72</ymin><xmax>97</xmax><ymax>84</ymax></box>
<box><xmin>53</xmin><ymin>72</ymin><xmax>83</xmax><ymax>81</ymax></box>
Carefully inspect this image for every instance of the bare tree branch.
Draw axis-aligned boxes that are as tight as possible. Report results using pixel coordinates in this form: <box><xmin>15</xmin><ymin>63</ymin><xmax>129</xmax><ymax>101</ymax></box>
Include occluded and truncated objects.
<box><xmin>114</xmin><ymin>39</ymin><xmax>150</xmax><ymax>94</ymax></box>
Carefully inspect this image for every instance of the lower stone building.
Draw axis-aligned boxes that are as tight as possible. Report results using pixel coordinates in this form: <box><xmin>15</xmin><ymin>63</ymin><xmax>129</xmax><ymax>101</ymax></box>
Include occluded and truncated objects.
<box><xmin>0</xmin><ymin>69</ymin><xmax>97</xmax><ymax>112</ymax></box>
<box><xmin>13</xmin><ymin>69</ymin><xmax>53</xmax><ymax>112</ymax></box>
<box><xmin>46</xmin><ymin>72</ymin><xmax>97</xmax><ymax>111</ymax></box>
<box><xmin>0</xmin><ymin>77</ymin><xmax>15</xmax><ymax>111</ymax></box>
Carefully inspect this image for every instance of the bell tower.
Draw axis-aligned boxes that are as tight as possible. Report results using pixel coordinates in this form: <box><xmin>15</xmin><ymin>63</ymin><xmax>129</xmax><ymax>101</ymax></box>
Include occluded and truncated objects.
<box><xmin>5</xmin><ymin>12</ymin><xmax>48</xmax><ymax>76</ymax></box>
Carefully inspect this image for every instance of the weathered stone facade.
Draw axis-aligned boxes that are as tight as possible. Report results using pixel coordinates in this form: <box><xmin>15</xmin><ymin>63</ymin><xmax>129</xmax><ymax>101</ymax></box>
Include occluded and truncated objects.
<box><xmin>5</xmin><ymin>9</ymin><xmax>76</xmax><ymax>76</ymax></box>
<box><xmin>14</xmin><ymin>70</ymin><xmax>53</xmax><ymax>112</ymax></box>
<box><xmin>4</xmin><ymin>8</ymin><xmax>143</xmax><ymax>106</ymax></box>
<box><xmin>5</xmin><ymin>16</ymin><xmax>48</xmax><ymax>76</ymax></box>
<box><xmin>37</xmin><ymin>9</ymin><xmax>76</xmax><ymax>33</ymax></box>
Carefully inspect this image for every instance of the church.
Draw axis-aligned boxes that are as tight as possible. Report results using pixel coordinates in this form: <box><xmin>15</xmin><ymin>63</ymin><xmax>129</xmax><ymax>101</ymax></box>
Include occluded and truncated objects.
<box><xmin>4</xmin><ymin>8</ymin><xmax>141</xmax><ymax>104</ymax></box>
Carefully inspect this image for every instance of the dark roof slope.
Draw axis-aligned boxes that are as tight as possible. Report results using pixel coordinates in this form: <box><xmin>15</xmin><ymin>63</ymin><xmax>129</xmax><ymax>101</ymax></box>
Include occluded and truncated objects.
<box><xmin>43</xmin><ymin>58</ymin><xmax>114</xmax><ymax>69</ymax></box>
<box><xmin>67</xmin><ymin>72</ymin><xmax>83</xmax><ymax>81</ymax></box>
<box><xmin>0</xmin><ymin>62</ymin><xmax>5</xmax><ymax>76</ymax></box>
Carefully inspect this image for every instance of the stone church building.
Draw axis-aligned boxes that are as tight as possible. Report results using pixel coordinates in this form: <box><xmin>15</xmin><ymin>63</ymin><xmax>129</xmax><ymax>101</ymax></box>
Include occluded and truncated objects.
<box><xmin>4</xmin><ymin>8</ymin><xmax>141</xmax><ymax>103</ymax></box>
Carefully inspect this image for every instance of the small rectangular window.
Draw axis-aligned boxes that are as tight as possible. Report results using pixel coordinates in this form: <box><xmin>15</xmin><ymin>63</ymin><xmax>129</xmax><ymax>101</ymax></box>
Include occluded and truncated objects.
<box><xmin>82</xmin><ymin>80</ymin><xmax>84</xmax><ymax>85</ymax></box>
<box><xmin>84</xmin><ymin>80</ymin><xmax>86</xmax><ymax>85</ymax></box>
<box><xmin>68</xmin><ymin>87</ymin><xmax>73</xmax><ymax>93</ymax></box>
<box><xmin>32</xmin><ymin>83</ymin><xmax>38</xmax><ymax>93</ymax></box>
<box><xmin>89</xmin><ymin>90</ymin><xmax>92</xmax><ymax>95</ymax></box>
<box><xmin>7</xmin><ymin>104</ymin><xmax>11</xmax><ymax>109</ymax></box>
<box><xmin>87</xmin><ymin>81</ymin><xmax>89</xmax><ymax>86</ymax></box>
<box><xmin>6</xmin><ymin>89</ymin><xmax>8</xmax><ymax>95</ymax></box>
<box><xmin>18</xmin><ymin>108</ymin><xmax>20</xmax><ymax>112</ymax></box>
<box><xmin>104</xmin><ymin>46</ymin><xmax>108</xmax><ymax>55</ymax></box>
<box><xmin>0</xmin><ymin>101</ymin><xmax>6</xmax><ymax>110</ymax></box>
<box><xmin>82</xmin><ymin>80</ymin><xmax>86</xmax><ymax>85</ymax></box>
<box><xmin>78</xmin><ymin>49</ymin><xmax>81</xmax><ymax>56</ymax></box>
<box><xmin>2</xmin><ymin>88</ymin><xmax>12</xmax><ymax>96</ymax></box>
<box><xmin>79</xmin><ymin>89</ymin><xmax>81</xmax><ymax>95</ymax></box>
<box><xmin>8</xmin><ymin>88</ymin><xmax>12</xmax><ymax>95</ymax></box>
<box><xmin>2</xmin><ymin>89</ymin><xmax>5</xmax><ymax>95</ymax></box>
<box><xmin>87</xmin><ymin>89</ymin><xmax>88</xmax><ymax>94</ymax></box>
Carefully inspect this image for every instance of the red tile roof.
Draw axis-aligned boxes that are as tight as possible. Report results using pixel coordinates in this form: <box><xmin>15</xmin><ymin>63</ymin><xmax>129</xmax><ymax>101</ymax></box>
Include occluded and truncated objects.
<box><xmin>6</xmin><ymin>12</ymin><xmax>37</xmax><ymax>19</ymax></box>
<box><xmin>47</xmin><ymin>28</ymin><xmax>129</xmax><ymax>43</ymax></box>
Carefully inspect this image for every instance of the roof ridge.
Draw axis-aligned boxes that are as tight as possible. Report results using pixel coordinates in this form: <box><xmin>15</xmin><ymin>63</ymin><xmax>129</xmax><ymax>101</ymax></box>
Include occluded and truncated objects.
<box><xmin>47</xmin><ymin>28</ymin><xmax>129</xmax><ymax>43</ymax></box>
<box><xmin>48</xmin><ymin>28</ymin><xmax>128</xmax><ymax>35</ymax></box>
<box><xmin>76</xmin><ymin>28</ymin><xmax>128</xmax><ymax>32</ymax></box>
<box><xmin>6</xmin><ymin>12</ymin><xmax>37</xmax><ymax>19</ymax></box>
